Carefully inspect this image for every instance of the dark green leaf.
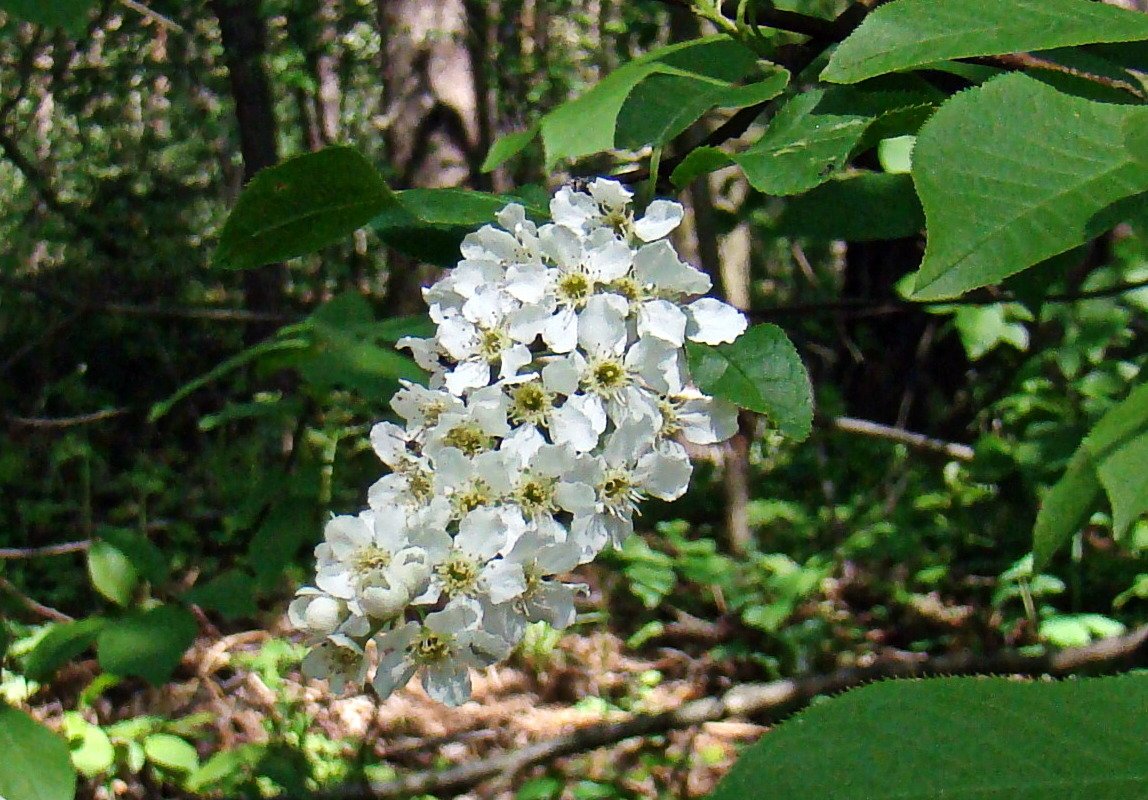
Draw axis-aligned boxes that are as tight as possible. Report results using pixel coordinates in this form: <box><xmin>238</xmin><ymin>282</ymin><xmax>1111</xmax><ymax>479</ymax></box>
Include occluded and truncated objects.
<box><xmin>687</xmin><ymin>324</ymin><xmax>813</xmax><ymax>441</ymax></box>
<box><xmin>670</xmin><ymin>146</ymin><xmax>736</xmax><ymax>189</ymax></box>
<box><xmin>0</xmin><ymin>704</ymin><xmax>77</xmax><ymax>800</ymax></box>
<box><xmin>1034</xmin><ymin>381</ymin><xmax>1148</xmax><ymax>569</ymax></box>
<box><xmin>774</xmin><ymin>172</ymin><xmax>923</xmax><ymax>241</ymax></box>
<box><xmin>97</xmin><ymin>605</ymin><xmax>197</xmax><ymax>685</ymax></box>
<box><xmin>247</xmin><ymin>499</ymin><xmax>319</xmax><ymax>582</ymax></box>
<box><xmin>25</xmin><ymin>617</ymin><xmax>107</xmax><ymax>682</ymax></box>
<box><xmin>372</xmin><ymin>188</ymin><xmax>545</xmax><ymax>267</ymax></box>
<box><xmin>711</xmin><ymin>674</ymin><xmax>1148</xmax><ymax>800</ymax></box>
<box><xmin>823</xmin><ymin>0</ymin><xmax>1148</xmax><ymax>84</ymax></box>
<box><xmin>214</xmin><ymin>146</ymin><xmax>390</xmax><ymax>270</ymax></box>
<box><xmin>616</xmin><ymin>69</ymin><xmax>788</xmax><ymax>151</ymax></box>
<box><xmin>87</xmin><ymin>540</ymin><xmax>138</xmax><ymax>607</ymax></box>
<box><xmin>184</xmin><ymin>569</ymin><xmax>258</xmax><ymax>620</ymax></box>
<box><xmin>98</xmin><ymin>527</ymin><xmax>167</xmax><ymax>585</ymax></box>
<box><xmin>910</xmin><ymin>74</ymin><xmax>1148</xmax><ymax>300</ymax></box>
<box><xmin>1127</xmin><ymin>112</ymin><xmax>1148</xmax><ymax>168</ymax></box>
<box><xmin>732</xmin><ymin>90</ymin><xmax>870</xmax><ymax>196</ymax></box>
<box><xmin>0</xmin><ymin>0</ymin><xmax>94</xmax><ymax>34</ymax></box>
<box><xmin>540</xmin><ymin>36</ymin><xmax>757</xmax><ymax>166</ymax></box>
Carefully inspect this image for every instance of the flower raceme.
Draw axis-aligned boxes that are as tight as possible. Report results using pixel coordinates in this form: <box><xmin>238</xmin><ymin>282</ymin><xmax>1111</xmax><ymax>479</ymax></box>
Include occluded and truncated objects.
<box><xmin>291</xmin><ymin>178</ymin><xmax>747</xmax><ymax>705</ymax></box>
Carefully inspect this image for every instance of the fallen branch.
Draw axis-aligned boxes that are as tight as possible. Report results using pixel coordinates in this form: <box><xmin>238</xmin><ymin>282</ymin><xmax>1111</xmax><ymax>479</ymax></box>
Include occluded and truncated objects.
<box><xmin>5</xmin><ymin>410</ymin><xmax>128</xmax><ymax>430</ymax></box>
<box><xmin>0</xmin><ymin>576</ymin><xmax>74</xmax><ymax>622</ymax></box>
<box><xmin>314</xmin><ymin>625</ymin><xmax>1148</xmax><ymax>800</ymax></box>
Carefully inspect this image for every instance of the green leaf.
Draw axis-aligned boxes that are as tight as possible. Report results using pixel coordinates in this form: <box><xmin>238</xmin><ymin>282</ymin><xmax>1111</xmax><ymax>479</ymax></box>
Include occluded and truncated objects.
<box><xmin>62</xmin><ymin>711</ymin><xmax>115</xmax><ymax>777</ymax></box>
<box><xmin>911</xmin><ymin>74</ymin><xmax>1148</xmax><ymax>300</ymax></box>
<box><xmin>1033</xmin><ymin>382</ymin><xmax>1148</xmax><ymax>569</ymax></box>
<box><xmin>711</xmin><ymin>674</ymin><xmax>1148</xmax><ymax>800</ymax></box>
<box><xmin>669</xmin><ymin>146</ymin><xmax>736</xmax><ymax>189</ymax></box>
<box><xmin>97</xmin><ymin>605</ymin><xmax>197</xmax><ymax>685</ymax></box>
<box><xmin>0</xmin><ymin>704</ymin><xmax>77</xmax><ymax>800</ymax></box>
<box><xmin>87</xmin><ymin>540</ymin><xmax>138</xmax><ymax>607</ymax></box>
<box><xmin>0</xmin><ymin>0</ymin><xmax>94</xmax><ymax>34</ymax></box>
<box><xmin>148</xmin><ymin>337</ymin><xmax>311</xmax><ymax>422</ymax></box>
<box><xmin>372</xmin><ymin>188</ymin><xmax>546</xmax><ymax>267</ymax></box>
<box><xmin>98</xmin><ymin>527</ymin><xmax>168</xmax><ymax>585</ymax></box>
<box><xmin>25</xmin><ymin>617</ymin><xmax>107</xmax><ymax>682</ymax></box>
<box><xmin>823</xmin><ymin>0</ymin><xmax>1148</xmax><ymax>84</ymax></box>
<box><xmin>1127</xmin><ymin>112</ymin><xmax>1148</xmax><ymax>167</ymax></box>
<box><xmin>774</xmin><ymin>172</ymin><xmax>923</xmax><ymax>241</ymax></box>
<box><xmin>184</xmin><ymin>569</ymin><xmax>258</xmax><ymax>620</ymax></box>
<box><xmin>732</xmin><ymin>90</ymin><xmax>869</xmax><ymax>196</ymax></box>
<box><xmin>687</xmin><ymin>324</ymin><xmax>813</xmax><ymax>441</ymax></box>
<box><xmin>214</xmin><ymin>146</ymin><xmax>390</xmax><ymax>270</ymax></box>
<box><xmin>185</xmin><ymin>744</ymin><xmax>267</xmax><ymax>793</ymax></box>
<box><xmin>143</xmin><ymin>733</ymin><xmax>200</xmax><ymax>773</ymax></box>
<box><xmin>247</xmin><ymin>499</ymin><xmax>319</xmax><ymax>582</ymax></box>
<box><xmin>541</xmin><ymin>36</ymin><xmax>757</xmax><ymax>166</ymax></box>
<box><xmin>481</xmin><ymin>125</ymin><xmax>539</xmax><ymax>172</ymax></box>
<box><xmin>615</xmin><ymin>69</ymin><xmax>788</xmax><ymax>151</ymax></box>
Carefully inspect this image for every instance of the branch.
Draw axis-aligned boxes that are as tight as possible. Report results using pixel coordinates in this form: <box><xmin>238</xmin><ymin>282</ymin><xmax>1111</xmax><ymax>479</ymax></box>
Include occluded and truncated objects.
<box><xmin>0</xmin><ymin>576</ymin><xmax>74</xmax><ymax>622</ymax></box>
<box><xmin>0</xmin><ymin>540</ymin><xmax>91</xmax><ymax>559</ymax></box>
<box><xmin>4</xmin><ymin>410</ymin><xmax>127</xmax><ymax>429</ymax></box>
<box><xmin>312</xmin><ymin>626</ymin><xmax>1148</xmax><ymax>800</ymax></box>
<box><xmin>826</xmin><ymin>415</ymin><xmax>975</xmax><ymax>461</ymax></box>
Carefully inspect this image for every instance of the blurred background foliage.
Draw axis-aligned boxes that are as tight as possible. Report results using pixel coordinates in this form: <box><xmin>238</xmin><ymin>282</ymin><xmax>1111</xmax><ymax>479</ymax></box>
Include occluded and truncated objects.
<box><xmin>1</xmin><ymin>0</ymin><xmax>1146</xmax><ymax>798</ymax></box>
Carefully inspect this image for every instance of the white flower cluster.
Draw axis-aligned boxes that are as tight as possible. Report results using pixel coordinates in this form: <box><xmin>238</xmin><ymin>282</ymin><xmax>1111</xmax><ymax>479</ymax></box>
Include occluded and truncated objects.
<box><xmin>290</xmin><ymin>179</ymin><xmax>747</xmax><ymax>705</ymax></box>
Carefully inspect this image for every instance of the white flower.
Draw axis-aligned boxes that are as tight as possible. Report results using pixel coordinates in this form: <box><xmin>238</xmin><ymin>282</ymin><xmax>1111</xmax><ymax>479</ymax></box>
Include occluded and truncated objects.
<box><xmin>371</xmin><ymin>599</ymin><xmax>512</xmax><ymax>706</ymax></box>
<box><xmin>301</xmin><ymin>634</ymin><xmax>369</xmax><ymax>694</ymax></box>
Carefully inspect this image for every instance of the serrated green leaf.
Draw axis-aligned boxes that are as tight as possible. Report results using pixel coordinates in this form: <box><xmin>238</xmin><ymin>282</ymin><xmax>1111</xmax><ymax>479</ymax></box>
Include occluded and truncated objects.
<box><xmin>540</xmin><ymin>36</ymin><xmax>757</xmax><ymax>166</ymax></box>
<box><xmin>823</xmin><ymin>0</ymin><xmax>1148</xmax><ymax>84</ymax></box>
<box><xmin>686</xmin><ymin>324</ymin><xmax>813</xmax><ymax>441</ymax></box>
<box><xmin>911</xmin><ymin>74</ymin><xmax>1148</xmax><ymax>300</ymax></box>
<box><xmin>733</xmin><ymin>90</ymin><xmax>869</xmax><ymax>196</ymax></box>
<box><xmin>0</xmin><ymin>704</ymin><xmax>77</xmax><ymax>800</ymax></box>
<box><xmin>1127</xmin><ymin>113</ymin><xmax>1148</xmax><ymax>168</ymax></box>
<box><xmin>62</xmin><ymin>712</ymin><xmax>115</xmax><ymax>777</ymax></box>
<box><xmin>87</xmin><ymin>540</ymin><xmax>138</xmax><ymax>607</ymax></box>
<box><xmin>97</xmin><ymin>605</ymin><xmax>197</xmax><ymax>685</ymax></box>
<box><xmin>481</xmin><ymin>125</ymin><xmax>539</xmax><ymax>172</ymax></box>
<box><xmin>214</xmin><ymin>146</ymin><xmax>390</xmax><ymax>270</ymax></box>
<box><xmin>711</xmin><ymin>675</ymin><xmax>1148</xmax><ymax>800</ymax></box>
<box><xmin>774</xmin><ymin>172</ymin><xmax>923</xmax><ymax>241</ymax></box>
<box><xmin>25</xmin><ymin>617</ymin><xmax>107</xmax><ymax>682</ymax></box>
<box><xmin>0</xmin><ymin>0</ymin><xmax>95</xmax><ymax>34</ymax></box>
<box><xmin>143</xmin><ymin>733</ymin><xmax>199</xmax><ymax>773</ymax></box>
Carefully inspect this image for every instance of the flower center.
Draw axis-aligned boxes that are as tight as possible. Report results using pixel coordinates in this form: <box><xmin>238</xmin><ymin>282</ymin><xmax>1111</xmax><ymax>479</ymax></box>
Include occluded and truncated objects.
<box><xmin>436</xmin><ymin>553</ymin><xmax>481</xmax><ymax>596</ymax></box>
<box><xmin>409</xmin><ymin>629</ymin><xmax>452</xmax><ymax>664</ymax></box>
<box><xmin>610</xmin><ymin>276</ymin><xmax>645</xmax><ymax>302</ymax></box>
<box><xmin>584</xmin><ymin>357</ymin><xmax>629</xmax><ymax>397</ymax></box>
<box><xmin>421</xmin><ymin>399</ymin><xmax>448</xmax><ymax>427</ymax></box>
<box><xmin>515</xmin><ymin>475</ymin><xmax>556</xmax><ymax>516</ymax></box>
<box><xmin>442</xmin><ymin>423</ymin><xmax>492</xmax><ymax>456</ymax></box>
<box><xmin>353</xmin><ymin>545</ymin><xmax>391</xmax><ymax>576</ymax></box>
<box><xmin>509</xmin><ymin>382</ymin><xmax>553</xmax><ymax>426</ymax></box>
<box><xmin>657</xmin><ymin>397</ymin><xmax>682</xmax><ymax>437</ymax></box>
<box><xmin>557</xmin><ymin>272</ymin><xmax>592</xmax><ymax>308</ymax></box>
<box><xmin>599</xmin><ymin>468</ymin><xmax>641</xmax><ymax>515</ymax></box>
<box><xmin>452</xmin><ymin>479</ymin><xmax>494</xmax><ymax>515</ymax></box>
<box><xmin>478</xmin><ymin>328</ymin><xmax>510</xmax><ymax>362</ymax></box>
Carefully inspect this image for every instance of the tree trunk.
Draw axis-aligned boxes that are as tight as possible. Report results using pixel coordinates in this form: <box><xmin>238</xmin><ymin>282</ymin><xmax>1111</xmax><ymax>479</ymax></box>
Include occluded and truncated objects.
<box><xmin>210</xmin><ymin>0</ymin><xmax>286</xmax><ymax>340</ymax></box>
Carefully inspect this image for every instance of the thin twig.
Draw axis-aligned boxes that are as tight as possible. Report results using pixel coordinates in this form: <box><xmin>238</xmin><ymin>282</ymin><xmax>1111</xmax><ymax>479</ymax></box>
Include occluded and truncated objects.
<box><xmin>309</xmin><ymin>625</ymin><xmax>1148</xmax><ymax>800</ymax></box>
<box><xmin>0</xmin><ymin>541</ymin><xmax>91</xmax><ymax>559</ymax></box>
<box><xmin>119</xmin><ymin>0</ymin><xmax>186</xmax><ymax>33</ymax></box>
<box><xmin>5</xmin><ymin>409</ymin><xmax>128</xmax><ymax>429</ymax></box>
<box><xmin>826</xmin><ymin>415</ymin><xmax>974</xmax><ymax>462</ymax></box>
<box><xmin>0</xmin><ymin>576</ymin><xmax>74</xmax><ymax>622</ymax></box>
